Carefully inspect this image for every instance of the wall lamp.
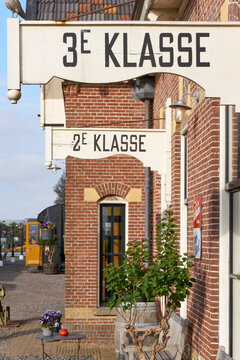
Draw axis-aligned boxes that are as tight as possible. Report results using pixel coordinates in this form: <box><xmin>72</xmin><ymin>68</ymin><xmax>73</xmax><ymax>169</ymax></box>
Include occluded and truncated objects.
<box><xmin>52</xmin><ymin>164</ymin><xmax>61</xmax><ymax>173</ymax></box>
<box><xmin>45</xmin><ymin>161</ymin><xmax>61</xmax><ymax>173</ymax></box>
<box><xmin>169</xmin><ymin>90</ymin><xmax>199</xmax><ymax>123</ymax></box>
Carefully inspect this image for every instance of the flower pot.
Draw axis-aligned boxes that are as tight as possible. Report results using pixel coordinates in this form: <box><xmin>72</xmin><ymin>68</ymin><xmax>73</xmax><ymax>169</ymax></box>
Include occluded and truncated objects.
<box><xmin>42</xmin><ymin>327</ymin><xmax>53</xmax><ymax>336</ymax></box>
<box><xmin>43</xmin><ymin>263</ymin><xmax>58</xmax><ymax>275</ymax></box>
<box><xmin>42</xmin><ymin>229</ymin><xmax>54</xmax><ymax>241</ymax></box>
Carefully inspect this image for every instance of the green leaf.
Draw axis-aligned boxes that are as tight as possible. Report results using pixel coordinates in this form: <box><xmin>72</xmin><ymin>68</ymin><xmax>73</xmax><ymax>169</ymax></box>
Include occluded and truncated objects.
<box><xmin>104</xmin><ymin>210</ymin><xmax>195</xmax><ymax>315</ymax></box>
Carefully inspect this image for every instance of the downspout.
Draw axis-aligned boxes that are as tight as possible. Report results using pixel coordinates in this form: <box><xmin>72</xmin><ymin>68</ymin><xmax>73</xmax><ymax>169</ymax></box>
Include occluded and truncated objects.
<box><xmin>145</xmin><ymin>99</ymin><xmax>150</xmax><ymax>265</ymax></box>
<box><xmin>131</xmin><ymin>77</ymin><xmax>155</xmax><ymax>266</ymax></box>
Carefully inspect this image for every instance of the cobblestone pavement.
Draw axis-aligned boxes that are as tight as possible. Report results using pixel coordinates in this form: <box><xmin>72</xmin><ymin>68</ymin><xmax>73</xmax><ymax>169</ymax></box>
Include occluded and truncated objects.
<box><xmin>0</xmin><ymin>259</ymin><xmax>115</xmax><ymax>360</ymax></box>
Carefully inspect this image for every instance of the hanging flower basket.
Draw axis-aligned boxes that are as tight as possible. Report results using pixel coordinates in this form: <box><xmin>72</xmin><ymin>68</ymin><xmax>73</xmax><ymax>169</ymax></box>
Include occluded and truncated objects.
<box><xmin>41</xmin><ymin>222</ymin><xmax>56</xmax><ymax>240</ymax></box>
<box><xmin>40</xmin><ymin>222</ymin><xmax>58</xmax><ymax>265</ymax></box>
<box><xmin>42</xmin><ymin>228</ymin><xmax>54</xmax><ymax>241</ymax></box>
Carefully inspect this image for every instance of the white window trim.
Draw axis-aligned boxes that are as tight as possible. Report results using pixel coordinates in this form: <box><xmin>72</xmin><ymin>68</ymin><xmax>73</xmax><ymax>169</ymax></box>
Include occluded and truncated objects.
<box><xmin>97</xmin><ymin>197</ymin><xmax>128</xmax><ymax>307</ymax></box>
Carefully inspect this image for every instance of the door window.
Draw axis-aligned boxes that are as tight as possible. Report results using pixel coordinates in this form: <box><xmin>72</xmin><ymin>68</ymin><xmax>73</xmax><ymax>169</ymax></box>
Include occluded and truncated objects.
<box><xmin>28</xmin><ymin>224</ymin><xmax>40</xmax><ymax>245</ymax></box>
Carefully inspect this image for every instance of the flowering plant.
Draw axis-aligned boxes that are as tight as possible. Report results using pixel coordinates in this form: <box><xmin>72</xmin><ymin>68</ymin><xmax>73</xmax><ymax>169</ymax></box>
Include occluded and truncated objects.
<box><xmin>105</xmin><ymin>211</ymin><xmax>195</xmax><ymax>360</ymax></box>
<box><xmin>41</xmin><ymin>221</ymin><xmax>56</xmax><ymax>230</ymax></box>
<box><xmin>38</xmin><ymin>309</ymin><xmax>62</xmax><ymax>331</ymax></box>
<box><xmin>40</xmin><ymin>221</ymin><xmax>58</xmax><ymax>264</ymax></box>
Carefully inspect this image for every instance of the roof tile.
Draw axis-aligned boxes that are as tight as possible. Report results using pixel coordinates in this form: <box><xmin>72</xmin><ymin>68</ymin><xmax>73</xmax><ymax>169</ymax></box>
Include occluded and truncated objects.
<box><xmin>27</xmin><ymin>0</ymin><xmax>136</xmax><ymax>21</ymax></box>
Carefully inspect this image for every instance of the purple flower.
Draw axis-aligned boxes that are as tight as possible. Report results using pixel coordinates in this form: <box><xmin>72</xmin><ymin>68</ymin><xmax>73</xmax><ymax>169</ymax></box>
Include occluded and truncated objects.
<box><xmin>41</xmin><ymin>222</ymin><xmax>56</xmax><ymax>229</ymax></box>
<box><xmin>38</xmin><ymin>309</ymin><xmax>62</xmax><ymax>330</ymax></box>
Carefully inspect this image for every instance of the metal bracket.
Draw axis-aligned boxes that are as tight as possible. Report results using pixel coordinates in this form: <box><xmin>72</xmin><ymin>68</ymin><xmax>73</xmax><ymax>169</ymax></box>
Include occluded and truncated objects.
<box><xmin>229</xmin><ymin>273</ymin><xmax>240</xmax><ymax>280</ymax></box>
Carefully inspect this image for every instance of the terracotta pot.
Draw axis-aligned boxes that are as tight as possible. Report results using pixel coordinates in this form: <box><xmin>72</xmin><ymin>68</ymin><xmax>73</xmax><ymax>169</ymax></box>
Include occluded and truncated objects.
<box><xmin>43</xmin><ymin>263</ymin><xmax>58</xmax><ymax>275</ymax></box>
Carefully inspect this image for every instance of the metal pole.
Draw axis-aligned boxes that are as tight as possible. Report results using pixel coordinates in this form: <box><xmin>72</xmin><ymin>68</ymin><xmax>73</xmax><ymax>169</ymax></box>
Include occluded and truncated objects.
<box><xmin>21</xmin><ymin>227</ymin><xmax>23</xmax><ymax>255</ymax></box>
<box><xmin>145</xmin><ymin>99</ymin><xmax>150</xmax><ymax>267</ymax></box>
<box><xmin>19</xmin><ymin>226</ymin><xmax>24</xmax><ymax>260</ymax></box>
<box><xmin>196</xmin><ymin>0</ymin><xmax>199</xmax><ymax>20</ymax></box>
<box><xmin>11</xmin><ymin>225</ymin><xmax>15</xmax><ymax>263</ymax></box>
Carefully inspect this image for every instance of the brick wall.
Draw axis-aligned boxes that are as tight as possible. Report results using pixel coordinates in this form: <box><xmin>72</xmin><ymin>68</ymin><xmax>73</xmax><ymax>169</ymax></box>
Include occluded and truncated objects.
<box><xmin>186</xmin><ymin>99</ymin><xmax>220</xmax><ymax>360</ymax></box>
<box><xmin>62</xmin><ymin>0</ymin><xmax>240</xmax><ymax>353</ymax></box>
<box><xmin>151</xmin><ymin>1</ymin><xmax>227</xmax><ymax>358</ymax></box>
<box><xmin>152</xmin><ymin>1</ymin><xmax>235</xmax><ymax>359</ymax></box>
<box><xmin>64</xmin><ymin>83</ymin><xmax>152</xmax><ymax>343</ymax></box>
<box><xmin>183</xmin><ymin>0</ymin><xmax>225</xmax><ymax>21</ymax></box>
<box><xmin>153</xmin><ymin>78</ymin><xmax>221</xmax><ymax>360</ymax></box>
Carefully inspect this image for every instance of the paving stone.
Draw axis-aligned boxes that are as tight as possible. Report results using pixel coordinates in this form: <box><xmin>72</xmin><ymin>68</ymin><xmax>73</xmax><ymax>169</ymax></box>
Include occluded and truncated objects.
<box><xmin>0</xmin><ymin>260</ymin><xmax>115</xmax><ymax>360</ymax></box>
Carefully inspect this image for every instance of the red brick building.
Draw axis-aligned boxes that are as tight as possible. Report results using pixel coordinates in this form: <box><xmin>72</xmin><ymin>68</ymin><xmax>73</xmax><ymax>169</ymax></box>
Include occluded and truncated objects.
<box><xmin>24</xmin><ymin>1</ymin><xmax>240</xmax><ymax>359</ymax></box>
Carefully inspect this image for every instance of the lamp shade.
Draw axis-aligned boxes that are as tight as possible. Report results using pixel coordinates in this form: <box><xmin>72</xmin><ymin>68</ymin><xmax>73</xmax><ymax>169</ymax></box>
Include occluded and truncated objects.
<box><xmin>169</xmin><ymin>100</ymin><xmax>192</xmax><ymax>123</ymax></box>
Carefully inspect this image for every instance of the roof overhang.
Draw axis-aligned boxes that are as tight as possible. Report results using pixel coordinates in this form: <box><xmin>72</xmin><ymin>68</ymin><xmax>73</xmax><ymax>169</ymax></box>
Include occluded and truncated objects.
<box><xmin>133</xmin><ymin>0</ymin><xmax>191</xmax><ymax>21</ymax></box>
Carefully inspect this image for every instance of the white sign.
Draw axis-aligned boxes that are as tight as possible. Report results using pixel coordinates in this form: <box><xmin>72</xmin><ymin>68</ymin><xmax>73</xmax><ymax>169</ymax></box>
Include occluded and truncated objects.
<box><xmin>46</xmin><ymin>128</ymin><xmax>166</xmax><ymax>173</ymax></box>
<box><xmin>7</xmin><ymin>19</ymin><xmax>240</xmax><ymax>111</ymax></box>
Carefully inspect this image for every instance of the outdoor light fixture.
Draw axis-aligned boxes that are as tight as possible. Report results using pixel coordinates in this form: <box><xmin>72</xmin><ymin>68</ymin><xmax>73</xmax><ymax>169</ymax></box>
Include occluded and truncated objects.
<box><xmin>52</xmin><ymin>164</ymin><xmax>61</xmax><ymax>173</ymax></box>
<box><xmin>45</xmin><ymin>161</ymin><xmax>61</xmax><ymax>172</ymax></box>
<box><xmin>45</xmin><ymin>161</ymin><xmax>52</xmax><ymax>169</ymax></box>
<box><xmin>170</xmin><ymin>90</ymin><xmax>199</xmax><ymax>123</ymax></box>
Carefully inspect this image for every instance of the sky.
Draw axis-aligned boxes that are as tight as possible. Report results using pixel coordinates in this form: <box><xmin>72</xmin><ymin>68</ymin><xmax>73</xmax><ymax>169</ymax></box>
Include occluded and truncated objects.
<box><xmin>0</xmin><ymin>0</ymin><xmax>64</xmax><ymax>221</ymax></box>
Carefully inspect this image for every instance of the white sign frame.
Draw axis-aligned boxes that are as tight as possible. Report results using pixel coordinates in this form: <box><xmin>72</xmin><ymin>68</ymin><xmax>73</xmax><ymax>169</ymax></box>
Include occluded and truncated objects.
<box><xmin>45</xmin><ymin>127</ymin><xmax>166</xmax><ymax>174</ymax></box>
<box><xmin>7</xmin><ymin>19</ymin><xmax>240</xmax><ymax>111</ymax></box>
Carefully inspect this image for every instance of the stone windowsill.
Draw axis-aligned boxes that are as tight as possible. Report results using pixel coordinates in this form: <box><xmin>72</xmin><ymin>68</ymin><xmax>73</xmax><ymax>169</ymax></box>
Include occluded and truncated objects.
<box><xmin>94</xmin><ymin>307</ymin><xmax>117</xmax><ymax>316</ymax></box>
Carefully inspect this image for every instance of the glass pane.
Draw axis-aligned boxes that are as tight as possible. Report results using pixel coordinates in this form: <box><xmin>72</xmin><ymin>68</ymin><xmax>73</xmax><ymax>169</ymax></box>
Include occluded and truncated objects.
<box><xmin>102</xmin><ymin>256</ymin><xmax>112</xmax><ymax>302</ymax></box>
<box><xmin>113</xmin><ymin>255</ymin><xmax>122</xmax><ymax>265</ymax></box>
<box><xmin>103</xmin><ymin>206</ymin><xmax>111</xmax><ymax>217</ymax></box>
<box><xmin>103</xmin><ymin>236</ymin><xmax>111</xmax><ymax>254</ymax></box>
<box><xmin>113</xmin><ymin>238</ymin><xmax>121</xmax><ymax>254</ymax></box>
<box><xmin>114</xmin><ymin>206</ymin><xmax>122</xmax><ymax>223</ymax></box>
<box><xmin>102</xmin><ymin>221</ymin><xmax>111</xmax><ymax>253</ymax></box>
<box><xmin>29</xmin><ymin>225</ymin><xmax>40</xmax><ymax>245</ymax></box>
<box><xmin>113</xmin><ymin>206</ymin><xmax>122</xmax><ymax>216</ymax></box>
<box><xmin>113</xmin><ymin>222</ymin><xmax>121</xmax><ymax>236</ymax></box>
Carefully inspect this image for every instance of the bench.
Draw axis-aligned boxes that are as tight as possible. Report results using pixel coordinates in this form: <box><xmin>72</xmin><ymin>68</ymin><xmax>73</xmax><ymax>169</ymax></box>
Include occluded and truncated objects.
<box><xmin>216</xmin><ymin>347</ymin><xmax>234</xmax><ymax>360</ymax></box>
<box><xmin>121</xmin><ymin>312</ymin><xmax>188</xmax><ymax>360</ymax></box>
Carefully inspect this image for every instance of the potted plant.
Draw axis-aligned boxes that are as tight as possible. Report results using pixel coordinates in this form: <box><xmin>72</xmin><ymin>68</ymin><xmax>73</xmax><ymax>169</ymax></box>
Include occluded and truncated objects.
<box><xmin>41</xmin><ymin>221</ymin><xmax>56</xmax><ymax>240</ymax></box>
<box><xmin>105</xmin><ymin>211</ymin><xmax>195</xmax><ymax>360</ymax></box>
<box><xmin>39</xmin><ymin>222</ymin><xmax>58</xmax><ymax>274</ymax></box>
<box><xmin>38</xmin><ymin>309</ymin><xmax>62</xmax><ymax>336</ymax></box>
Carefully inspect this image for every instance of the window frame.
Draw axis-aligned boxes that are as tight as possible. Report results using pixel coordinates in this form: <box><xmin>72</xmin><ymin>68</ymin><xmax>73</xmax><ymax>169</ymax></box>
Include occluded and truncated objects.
<box><xmin>98</xmin><ymin>201</ymin><xmax>127</xmax><ymax>307</ymax></box>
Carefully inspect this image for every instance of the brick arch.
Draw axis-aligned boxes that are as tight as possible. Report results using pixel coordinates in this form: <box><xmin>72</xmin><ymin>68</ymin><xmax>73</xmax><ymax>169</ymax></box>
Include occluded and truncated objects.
<box><xmin>95</xmin><ymin>182</ymin><xmax>131</xmax><ymax>199</ymax></box>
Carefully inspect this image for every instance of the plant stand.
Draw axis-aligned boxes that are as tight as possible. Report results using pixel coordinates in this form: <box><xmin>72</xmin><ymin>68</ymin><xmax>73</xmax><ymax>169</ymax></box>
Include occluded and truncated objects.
<box><xmin>36</xmin><ymin>333</ymin><xmax>86</xmax><ymax>360</ymax></box>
